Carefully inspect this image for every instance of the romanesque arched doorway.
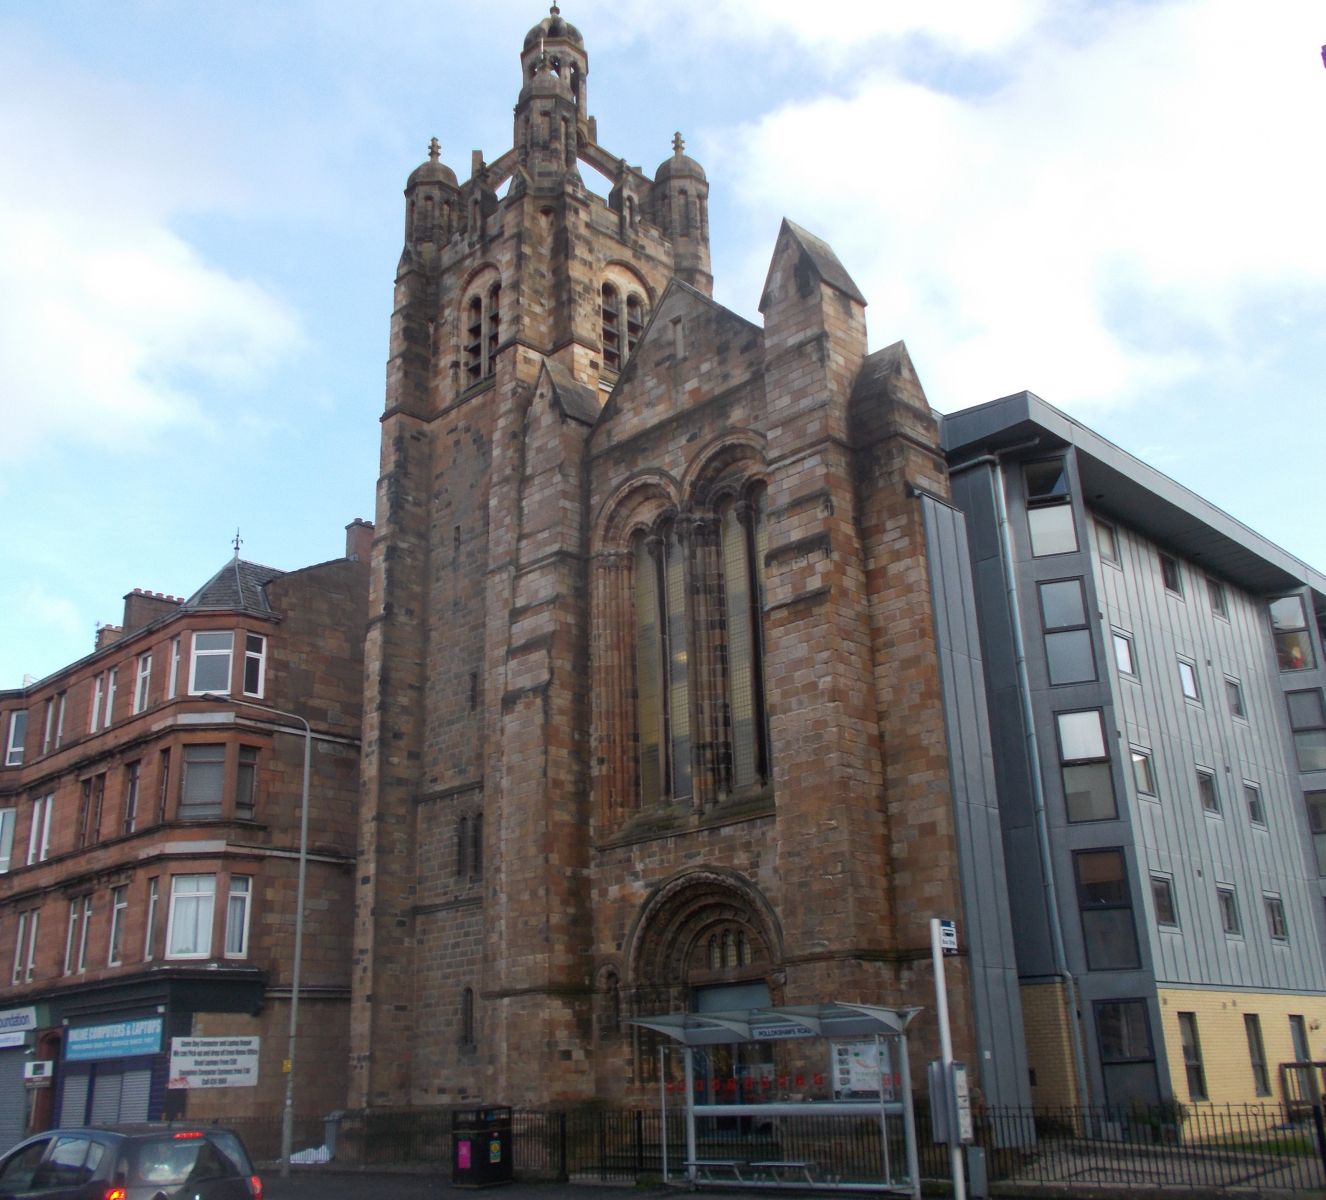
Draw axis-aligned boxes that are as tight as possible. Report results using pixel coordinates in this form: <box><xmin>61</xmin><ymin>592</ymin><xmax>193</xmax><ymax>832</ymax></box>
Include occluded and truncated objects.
<box><xmin>625</xmin><ymin>870</ymin><xmax>782</xmax><ymax>1089</ymax></box>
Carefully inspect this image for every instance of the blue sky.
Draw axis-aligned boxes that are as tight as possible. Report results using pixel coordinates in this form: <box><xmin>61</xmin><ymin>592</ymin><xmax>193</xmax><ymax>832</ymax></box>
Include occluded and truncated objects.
<box><xmin>2</xmin><ymin>0</ymin><xmax>1323</xmax><ymax>688</ymax></box>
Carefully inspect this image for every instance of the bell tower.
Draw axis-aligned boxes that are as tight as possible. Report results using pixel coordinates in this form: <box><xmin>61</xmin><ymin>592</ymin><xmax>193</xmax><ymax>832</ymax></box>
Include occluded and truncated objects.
<box><xmin>353</xmin><ymin>7</ymin><xmax>720</xmax><ymax>1109</ymax></box>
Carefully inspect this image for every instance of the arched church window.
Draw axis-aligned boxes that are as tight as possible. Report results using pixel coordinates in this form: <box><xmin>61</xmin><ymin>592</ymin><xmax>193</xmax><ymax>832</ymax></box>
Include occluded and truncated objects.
<box><xmin>708</xmin><ymin>935</ymin><xmax>721</xmax><ymax>971</ymax></box>
<box><xmin>463</xmin><ymin>285</ymin><xmax>500</xmax><ymax>386</ymax></box>
<box><xmin>719</xmin><ymin>485</ymin><xmax>770</xmax><ymax>790</ymax></box>
<box><xmin>464</xmin><ymin>295</ymin><xmax>484</xmax><ymax>383</ymax></box>
<box><xmin>723</xmin><ymin>929</ymin><xmax>737</xmax><ymax>968</ymax></box>
<box><xmin>602</xmin><ymin>283</ymin><xmax>621</xmax><ymax>370</ymax></box>
<box><xmin>633</xmin><ymin>525</ymin><xmax>692</xmax><ymax>806</ymax></box>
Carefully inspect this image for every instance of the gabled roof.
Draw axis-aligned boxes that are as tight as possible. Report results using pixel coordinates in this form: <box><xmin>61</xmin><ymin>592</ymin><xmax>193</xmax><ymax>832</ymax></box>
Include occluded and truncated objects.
<box><xmin>542</xmin><ymin>358</ymin><xmax>600</xmax><ymax>426</ymax></box>
<box><xmin>760</xmin><ymin>219</ymin><xmax>867</xmax><ymax>312</ymax></box>
<box><xmin>181</xmin><ymin>558</ymin><xmax>285</xmax><ymax>614</ymax></box>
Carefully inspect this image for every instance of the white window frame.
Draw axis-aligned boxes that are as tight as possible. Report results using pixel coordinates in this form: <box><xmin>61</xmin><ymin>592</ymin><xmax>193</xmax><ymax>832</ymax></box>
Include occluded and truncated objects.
<box><xmin>4</xmin><ymin>711</ymin><xmax>26</xmax><ymax>767</ymax></box>
<box><xmin>23</xmin><ymin>910</ymin><xmax>38</xmax><ymax>982</ymax></box>
<box><xmin>242</xmin><ymin>635</ymin><xmax>267</xmax><ymax>698</ymax></box>
<box><xmin>189</xmin><ymin>631</ymin><xmax>235</xmax><ymax>695</ymax></box>
<box><xmin>89</xmin><ymin>674</ymin><xmax>104</xmax><ymax>733</ymax></box>
<box><xmin>165</xmin><ymin>874</ymin><xmax>216</xmax><ymax>960</ymax></box>
<box><xmin>107</xmin><ymin>886</ymin><xmax>128</xmax><ymax>966</ymax></box>
<box><xmin>54</xmin><ymin>692</ymin><xmax>65</xmax><ymax>749</ymax></box>
<box><xmin>11</xmin><ymin>912</ymin><xmax>27</xmax><ymax>985</ymax></box>
<box><xmin>0</xmin><ymin>808</ymin><xmax>14</xmax><ymax>873</ymax></box>
<box><xmin>41</xmin><ymin>699</ymin><xmax>55</xmax><ymax>755</ymax></box>
<box><xmin>144</xmin><ymin>878</ymin><xmax>159</xmax><ymax>962</ymax></box>
<box><xmin>26</xmin><ymin>794</ymin><xmax>52</xmax><ymax>866</ymax></box>
<box><xmin>168</xmin><ymin>637</ymin><xmax>181</xmax><ymax>699</ymax></box>
<box><xmin>75</xmin><ymin>895</ymin><xmax>91</xmax><ymax>973</ymax></box>
<box><xmin>63</xmin><ymin>900</ymin><xmax>80</xmax><ymax>975</ymax></box>
<box><xmin>224</xmin><ymin>876</ymin><xmax>252</xmax><ymax>957</ymax></box>
<box><xmin>1178</xmin><ymin>658</ymin><xmax>1200</xmax><ymax>702</ymax></box>
<box><xmin>133</xmin><ymin>654</ymin><xmax>152</xmax><ymax>714</ymax></box>
<box><xmin>103</xmin><ymin>667</ymin><xmax>117</xmax><ymax>728</ymax></box>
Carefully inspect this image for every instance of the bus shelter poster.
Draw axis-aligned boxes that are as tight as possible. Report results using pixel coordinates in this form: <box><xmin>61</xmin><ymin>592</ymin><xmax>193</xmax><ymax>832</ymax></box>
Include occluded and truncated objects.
<box><xmin>831</xmin><ymin>1041</ymin><xmax>896</xmax><ymax>1101</ymax></box>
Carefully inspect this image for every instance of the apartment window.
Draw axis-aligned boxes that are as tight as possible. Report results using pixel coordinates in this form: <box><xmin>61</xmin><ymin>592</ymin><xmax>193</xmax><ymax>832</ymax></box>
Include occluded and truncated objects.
<box><xmin>1096</xmin><ymin>1000</ymin><xmax>1156</xmax><ymax>1105</ymax></box>
<box><xmin>180</xmin><ymin>745</ymin><xmax>226</xmax><ymax>820</ymax></box>
<box><xmin>168</xmin><ymin>637</ymin><xmax>181</xmax><ymax>698</ymax></box>
<box><xmin>1074</xmin><ymin>848</ymin><xmax>1140</xmax><ymax>970</ymax></box>
<box><xmin>1177</xmin><ymin>1012</ymin><xmax>1207</xmax><ymax>1101</ymax></box>
<box><xmin>122</xmin><ymin>762</ymin><xmax>140</xmax><ymax>835</ymax></box>
<box><xmin>41</xmin><ymin>700</ymin><xmax>55</xmax><ymax>756</ymax></box>
<box><xmin>26</xmin><ymin>794</ymin><xmax>52</xmax><ymax>865</ymax></box>
<box><xmin>1196</xmin><ymin>769</ymin><xmax>1221</xmax><ymax>815</ymax></box>
<box><xmin>12</xmin><ymin>909</ymin><xmax>39</xmax><ymax>984</ymax></box>
<box><xmin>1245</xmin><ymin>1014</ymin><xmax>1271</xmax><ymax>1096</ymax></box>
<box><xmin>1264</xmin><ymin>894</ymin><xmax>1288</xmax><ymax>941</ymax></box>
<box><xmin>1225</xmin><ymin>677</ymin><xmax>1246</xmax><ymax>719</ymax></box>
<box><xmin>1178</xmin><ymin>658</ymin><xmax>1201</xmax><ymax>702</ymax></box>
<box><xmin>144</xmin><ymin>878</ymin><xmax>159</xmax><ymax>962</ymax></box>
<box><xmin>1056</xmin><ymin>710</ymin><xmax>1116</xmax><ymax>822</ymax></box>
<box><xmin>0</xmin><ymin>809</ymin><xmax>14</xmax><ymax>873</ymax></box>
<box><xmin>235</xmin><ymin>747</ymin><xmax>258</xmax><ymax>820</ymax></box>
<box><xmin>1040</xmin><ymin>579</ymin><xmax>1095</xmax><ymax>685</ymax></box>
<box><xmin>1131</xmin><ymin>748</ymin><xmax>1157</xmax><ymax>797</ymax></box>
<box><xmin>189</xmin><ymin>631</ymin><xmax>234</xmax><ymax>694</ymax></box>
<box><xmin>1307</xmin><ymin>792</ymin><xmax>1326</xmax><ymax>874</ymax></box>
<box><xmin>1151</xmin><ymin>875</ymin><xmax>1178</xmax><ymax>927</ymax></box>
<box><xmin>1024</xmin><ymin>459</ymin><xmax>1078</xmax><ymax>557</ymax></box>
<box><xmin>224</xmin><ymin>876</ymin><xmax>251</xmax><ymax>957</ymax></box>
<box><xmin>1271</xmin><ymin>595</ymin><xmax>1316</xmax><ymax>671</ymax></box>
<box><xmin>107</xmin><ymin>886</ymin><xmax>128</xmax><ymax>966</ymax></box>
<box><xmin>1112</xmin><ymin>631</ymin><xmax>1136</xmax><ymax>676</ymax></box>
<box><xmin>133</xmin><ymin>653</ymin><xmax>152</xmax><ymax>713</ymax></box>
<box><xmin>1289</xmin><ymin>1015</ymin><xmax>1310</xmax><ymax>1063</ymax></box>
<box><xmin>157</xmin><ymin>749</ymin><xmax>171</xmax><ymax>823</ymax></box>
<box><xmin>63</xmin><ymin>900</ymin><xmax>82</xmax><ymax>975</ymax></box>
<box><xmin>1159</xmin><ymin>552</ymin><xmax>1183</xmax><ymax>596</ymax></box>
<box><xmin>4</xmin><ymin>711</ymin><xmax>26</xmax><ymax>766</ymax></box>
<box><xmin>1218</xmin><ymin>885</ymin><xmax>1241</xmax><ymax>935</ymax></box>
<box><xmin>1287</xmin><ymin>690</ymin><xmax>1326</xmax><ymax>772</ymax></box>
<box><xmin>54</xmin><ymin>692</ymin><xmax>65</xmax><ymax>749</ymax></box>
<box><xmin>1246</xmin><ymin>782</ymin><xmax>1266</xmax><ymax>827</ymax></box>
<box><xmin>78</xmin><ymin>775</ymin><xmax>106</xmax><ymax>847</ymax></box>
<box><xmin>1207</xmin><ymin>577</ymin><xmax>1229</xmax><ymax>618</ymax></box>
<box><xmin>242</xmin><ymin>635</ymin><xmax>266</xmax><ymax>697</ymax></box>
<box><xmin>90</xmin><ymin>674</ymin><xmax>104</xmax><ymax>734</ymax></box>
<box><xmin>103</xmin><ymin>668</ymin><xmax>117</xmax><ymax>728</ymax></box>
<box><xmin>166</xmin><ymin>875</ymin><xmax>216</xmax><ymax>959</ymax></box>
<box><xmin>1095</xmin><ymin>518</ymin><xmax>1119</xmax><ymax>565</ymax></box>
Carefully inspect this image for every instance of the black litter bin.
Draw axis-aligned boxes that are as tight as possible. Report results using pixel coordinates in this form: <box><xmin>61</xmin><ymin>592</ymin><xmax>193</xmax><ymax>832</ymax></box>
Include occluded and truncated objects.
<box><xmin>452</xmin><ymin>1105</ymin><xmax>514</xmax><ymax>1187</ymax></box>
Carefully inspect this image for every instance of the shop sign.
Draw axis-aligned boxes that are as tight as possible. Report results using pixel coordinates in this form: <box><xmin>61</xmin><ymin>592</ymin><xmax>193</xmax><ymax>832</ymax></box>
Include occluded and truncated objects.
<box><xmin>167</xmin><ymin>1037</ymin><xmax>260</xmax><ymax>1089</ymax></box>
<box><xmin>0</xmin><ymin>1007</ymin><xmax>38</xmax><ymax>1050</ymax></box>
<box><xmin>751</xmin><ymin>1024</ymin><xmax>815</xmax><ymax>1040</ymax></box>
<box><xmin>65</xmin><ymin>1018</ymin><xmax>163</xmax><ymax>1062</ymax></box>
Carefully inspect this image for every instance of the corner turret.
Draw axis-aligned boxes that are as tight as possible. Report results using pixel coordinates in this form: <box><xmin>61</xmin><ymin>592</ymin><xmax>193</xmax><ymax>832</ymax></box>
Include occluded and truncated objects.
<box><xmin>404</xmin><ymin>137</ymin><xmax>461</xmax><ymax>260</ymax></box>
<box><xmin>650</xmin><ymin>133</ymin><xmax>712</xmax><ymax>293</ymax></box>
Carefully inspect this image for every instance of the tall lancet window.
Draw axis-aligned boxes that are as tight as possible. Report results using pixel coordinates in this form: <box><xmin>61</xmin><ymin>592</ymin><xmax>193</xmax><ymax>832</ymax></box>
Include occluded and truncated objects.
<box><xmin>720</xmin><ymin>486</ymin><xmax>769</xmax><ymax>790</ymax></box>
<box><xmin>634</xmin><ymin>526</ymin><xmax>692</xmax><ymax>805</ymax></box>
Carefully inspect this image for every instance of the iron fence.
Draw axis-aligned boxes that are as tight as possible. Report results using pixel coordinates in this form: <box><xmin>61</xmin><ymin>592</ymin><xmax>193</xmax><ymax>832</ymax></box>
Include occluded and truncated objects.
<box><xmin>283</xmin><ymin>1099</ymin><xmax>1326</xmax><ymax>1192</ymax></box>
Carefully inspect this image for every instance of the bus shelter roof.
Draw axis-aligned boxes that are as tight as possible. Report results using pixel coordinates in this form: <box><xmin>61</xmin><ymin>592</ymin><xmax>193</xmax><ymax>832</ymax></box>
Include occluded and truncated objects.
<box><xmin>629</xmin><ymin>1002</ymin><xmax>921</xmax><ymax>1047</ymax></box>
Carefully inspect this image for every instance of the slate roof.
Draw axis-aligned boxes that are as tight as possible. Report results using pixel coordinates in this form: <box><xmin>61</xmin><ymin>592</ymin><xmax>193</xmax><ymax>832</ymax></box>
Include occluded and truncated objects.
<box><xmin>544</xmin><ymin>358</ymin><xmax>600</xmax><ymax>425</ymax></box>
<box><xmin>181</xmin><ymin>558</ymin><xmax>285</xmax><ymax>614</ymax></box>
<box><xmin>776</xmin><ymin>219</ymin><xmax>868</xmax><ymax>306</ymax></box>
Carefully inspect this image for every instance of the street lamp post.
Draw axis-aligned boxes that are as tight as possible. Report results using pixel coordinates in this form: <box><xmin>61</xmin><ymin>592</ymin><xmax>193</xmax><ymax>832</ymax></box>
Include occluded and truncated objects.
<box><xmin>205</xmin><ymin>694</ymin><xmax>309</xmax><ymax>1178</ymax></box>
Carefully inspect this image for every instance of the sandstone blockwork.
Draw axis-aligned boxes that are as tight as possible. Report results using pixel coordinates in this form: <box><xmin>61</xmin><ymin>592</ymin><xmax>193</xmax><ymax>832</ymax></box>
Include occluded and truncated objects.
<box><xmin>352</xmin><ymin>7</ymin><xmax>974</xmax><ymax>1109</ymax></box>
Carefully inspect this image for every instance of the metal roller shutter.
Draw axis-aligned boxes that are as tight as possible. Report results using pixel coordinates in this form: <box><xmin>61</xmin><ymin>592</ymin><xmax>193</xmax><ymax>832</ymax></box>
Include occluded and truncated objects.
<box><xmin>0</xmin><ymin>1051</ymin><xmax>25</xmax><ymax>1152</ymax></box>
<box><xmin>118</xmin><ymin>1069</ymin><xmax>150</xmax><ymax>1122</ymax></box>
<box><xmin>89</xmin><ymin>1071</ymin><xmax>123</xmax><ymax>1123</ymax></box>
<box><xmin>58</xmin><ymin>1073</ymin><xmax>89</xmax><ymax>1126</ymax></box>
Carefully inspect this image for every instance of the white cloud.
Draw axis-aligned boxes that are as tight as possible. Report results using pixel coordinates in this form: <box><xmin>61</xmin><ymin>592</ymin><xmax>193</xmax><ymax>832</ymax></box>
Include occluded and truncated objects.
<box><xmin>711</xmin><ymin>0</ymin><xmax>1326</xmax><ymax>412</ymax></box>
<box><xmin>0</xmin><ymin>26</ymin><xmax>303</xmax><ymax>469</ymax></box>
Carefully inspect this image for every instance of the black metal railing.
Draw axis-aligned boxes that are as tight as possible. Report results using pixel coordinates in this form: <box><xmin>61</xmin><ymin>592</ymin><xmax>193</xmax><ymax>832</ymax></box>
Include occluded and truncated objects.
<box><xmin>275</xmin><ymin>1100</ymin><xmax>1326</xmax><ymax>1192</ymax></box>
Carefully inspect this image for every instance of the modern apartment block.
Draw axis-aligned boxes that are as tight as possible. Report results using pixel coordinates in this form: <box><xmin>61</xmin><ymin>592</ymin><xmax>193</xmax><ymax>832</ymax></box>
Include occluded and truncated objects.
<box><xmin>0</xmin><ymin>522</ymin><xmax>370</xmax><ymax>1148</ymax></box>
<box><xmin>940</xmin><ymin>391</ymin><xmax>1326</xmax><ymax>1111</ymax></box>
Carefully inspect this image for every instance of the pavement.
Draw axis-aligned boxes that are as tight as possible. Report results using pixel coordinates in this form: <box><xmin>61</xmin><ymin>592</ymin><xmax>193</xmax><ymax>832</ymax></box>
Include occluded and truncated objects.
<box><xmin>261</xmin><ymin>1171</ymin><xmax>677</xmax><ymax>1200</ymax></box>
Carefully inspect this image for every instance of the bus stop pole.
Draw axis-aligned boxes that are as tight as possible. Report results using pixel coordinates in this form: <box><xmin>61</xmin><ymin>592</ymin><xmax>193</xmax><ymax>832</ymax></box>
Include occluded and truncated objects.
<box><xmin>684</xmin><ymin>1045</ymin><xmax>697</xmax><ymax>1184</ymax></box>
<box><xmin>931</xmin><ymin>918</ymin><xmax>967</xmax><ymax>1200</ymax></box>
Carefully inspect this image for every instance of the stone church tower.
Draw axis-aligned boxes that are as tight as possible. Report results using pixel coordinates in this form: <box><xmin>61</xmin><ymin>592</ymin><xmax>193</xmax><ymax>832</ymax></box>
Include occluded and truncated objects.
<box><xmin>352</xmin><ymin>6</ymin><xmax>1024</xmax><ymax>1110</ymax></box>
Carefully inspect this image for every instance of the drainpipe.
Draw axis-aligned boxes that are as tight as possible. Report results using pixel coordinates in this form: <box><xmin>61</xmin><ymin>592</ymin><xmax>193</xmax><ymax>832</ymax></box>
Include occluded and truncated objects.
<box><xmin>949</xmin><ymin>447</ymin><xmax>1092</xmax><ymax>1113</ymax></box>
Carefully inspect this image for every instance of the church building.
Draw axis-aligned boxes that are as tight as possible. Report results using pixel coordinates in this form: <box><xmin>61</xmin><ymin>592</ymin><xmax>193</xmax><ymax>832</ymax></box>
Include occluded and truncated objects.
<box><xmin>351</xmin><ymin>6</ymin><xmax>1029</xmax><ymax>1112</ymax></box>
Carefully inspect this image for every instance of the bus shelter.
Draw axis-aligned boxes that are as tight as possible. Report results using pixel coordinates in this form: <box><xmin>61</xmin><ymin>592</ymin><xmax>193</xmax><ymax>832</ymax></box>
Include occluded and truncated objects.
<box><xmin>631</xmin><ymin>1002</ymin><xmax>921</xmax><ymax>1197</ymax></box>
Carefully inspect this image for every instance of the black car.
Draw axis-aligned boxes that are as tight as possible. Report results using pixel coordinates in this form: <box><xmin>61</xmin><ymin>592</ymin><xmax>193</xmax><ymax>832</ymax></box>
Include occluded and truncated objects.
<box><xmin>0</xmin><ymin>1125</ymin><xmax>262</xmax><ymax>1199</ymax></box>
